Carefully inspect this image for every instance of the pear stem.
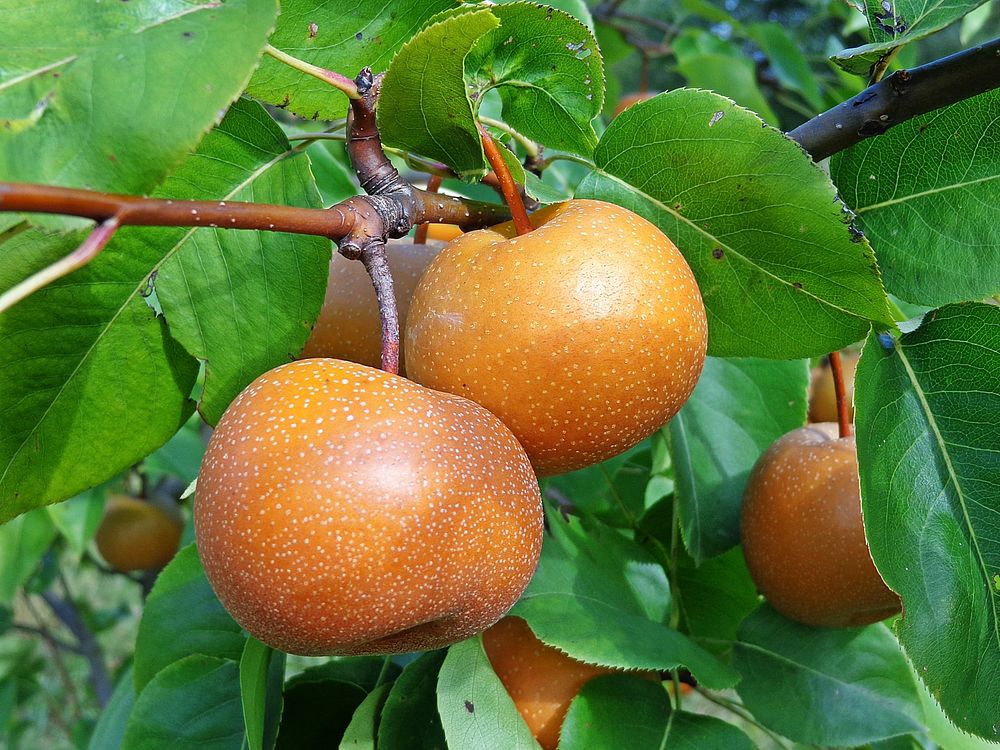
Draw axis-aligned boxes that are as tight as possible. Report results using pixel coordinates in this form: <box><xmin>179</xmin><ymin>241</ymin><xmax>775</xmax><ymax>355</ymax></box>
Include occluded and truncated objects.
<box><xmin>478</xmin><ymin>124</ymin><xmax>533</xmax><ymax>236</ymax></box>
<box><xmin>829</xmin><ymin>351</ymin><xmax>852</xmax><ymax>438</ymax></box>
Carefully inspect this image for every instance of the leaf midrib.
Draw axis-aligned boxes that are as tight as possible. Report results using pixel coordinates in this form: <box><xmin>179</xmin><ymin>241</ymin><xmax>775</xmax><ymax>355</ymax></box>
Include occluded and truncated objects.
<box><xmin>591</xmin><ymin>168</ymin><xmax>882</xmax><ymax>323</ymax></box>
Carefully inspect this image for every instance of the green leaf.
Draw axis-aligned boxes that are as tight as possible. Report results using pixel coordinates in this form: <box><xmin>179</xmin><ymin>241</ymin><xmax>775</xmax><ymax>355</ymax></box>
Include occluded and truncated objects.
<box><xmin>511</xmin><ymin>515</ymin><xmax>739</xmax><ymax>689</ymax></box>
<box><xmin>832</xmin><ymin>0</ymin><xmax>992</xmax><ymax>75</ymax></box>
<box><xmin>87</xmin><ymin>665</ymin><xmax>136</xmax><ymax>750</ymax></box>
<box><xmin>122</xmin><ymin>655</ymin><xmax>244</xmax><ymax>750</ymax></box>
<box><xmin>561</xmin><ymin>673</ymin><xmax>754</xmax><ymax>749</ymax></box>
<box><xmin>153</xmin><ymin>98</ymin><xmax>330</xmax><ymax>424</ymax></box>
<box><xmin>144</xmin><ymin>417</ymin><xmax>205</xmax><ymax>485</ymax></box>
<box><xmin>305</xmin><ymin>140</ymin><xmax>360</xmax><ymax>207</ymax></box>
<box><xmin>669</xmin><ymin>357</ymin><xmax>809</xmax><ymax>563</ymax></box>
<box><xmin>0</xmin><ymin>226</ymin><xmax>198</xmax><ymax>522</ymax></box>
<box><xmin>673</xmin><ymin>546</ymin><xmax>760</xmax><ymax>648</ymax></box>
<box><xmin>378</xmin><ymin>10</ymin><xmax>499</xmax><ymax>178</ymax></box>
<box><xmin>545</xmin><ymin>442</ymin><xmax>653</xmax><ymax>527</ymax></box>
<box><xmin>916</xmin><ymin>659</ymin><xmax>1000</xmax><ymax>750</ymax></box>
<box><xmin>134</xmin><ymin>544</ymin><xmax>245</xmax><ymax>693</ymax></box>
<box><xmin>576</xmin><ymin>88</ymin><xmax>895</xmax><ymax>359</ymax></box>
<box><xmin>339</xmin><ymin>683</ymin><xmax>392</xmax><ymax>750</ymax></box>
<box><xmin>438</xmin><ymin>636</ymin><xmax>541</xmax><ymax>750</ymax></box>
<box><xmin>247</xmin><ymin>0</ymin><xmax>455</xmax><ymax>121</ymax></box>
<box><xmin>831</xmin><ymin>92</ymin><xmax>1000</xmax><ymax>306</ymax></box>
<box><xmin>0</xmin><ymin>508</ymin><xmax>56</xmax><ymax>603</ymax></box>
<box><xmin>747</xmin><ymin>23</ymin><xmax>825</xmax><ymax>111</ymax></box>
<box><xmin>854</xmin><ymin>302</ymin><xmax>1000</xmax><ymax>740</ymax></box>
<box><xmin>378</xmin><ymin>651</ymin><xmax>447</xmax><ymax>750</ymax></box>
<box><xmin>0</xmin><ymin>0</ymin><xmax>279</xmax><ymax>195</ymax></box>
<box><xmin>733</xmin><ymin>605</ymin><xmax>924</xmax><ymax>746</ymax></box>
<box><xmin>275</xmin><ymin>678</ymin><xmax>367</xmax><ymax>749</ymax></box>
<box><xmin>240</xmin><ymin>637</ymin><xmax>285</xmax><ymax>750</ymax></box>
<box><xmin>46</xmin><ymin>488</ymin><xmax>105</xmax><ymax>558</ymax></box>
<box><xmin>465</xmin><ymin>3</ymin><xmax>604</xmax><ymax>156</ymax></box>
<box><xmin>672</xmin><ymin>33</ymin><xmax>778</xmax><ymax>125</ymax></box>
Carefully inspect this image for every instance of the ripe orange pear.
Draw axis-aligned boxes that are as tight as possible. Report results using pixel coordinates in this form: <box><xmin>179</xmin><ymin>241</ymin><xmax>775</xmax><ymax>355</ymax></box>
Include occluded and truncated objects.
<box><xmin>741</xmin><ymin>424</ymin><xmax>901</xmax><ymax>627</ymax></box>
<box><xmin>96</xmin><ymin>495</ymin><xmax>183</xmax><ymax>572</ymax></box>
<box><xmin>405</xmin><ymin>199</ymin><xmax>708</xmax><ymax>476</ymax></box>
<box><xmin>194</xmin><ymin>358</ymin><xmax>543</xmax><ymax>656</ymax></box>
<box><xmin>808</xmin><ymin>352</ymin><xmax>859</xmax><ymax>423</ymax></box>
<box><xmin>484</xmin><ymin>617</ymin><xmax>654</xmax><ymax>750</ymax></box>
<box><xmin>301</xmin><ymin>239</ymin><xmax>442</xmax><ymax>373</ymax></box>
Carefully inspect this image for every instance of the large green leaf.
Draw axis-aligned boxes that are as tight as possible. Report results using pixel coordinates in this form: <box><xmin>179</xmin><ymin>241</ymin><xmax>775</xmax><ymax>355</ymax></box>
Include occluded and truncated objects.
<box><xmin>0</xmin><ymin>0</ymin><xmax>278</xmax><ymax>195</ymax></box>
<box><xmin>561</xmin><ymin>674</ymin><xmax>754</xmax><ymax>749</ymax></box>
<box><xmin>854</xmin><ymin>302</ymin><xmax>1000</xmax><ymax>739</ymax></box>
<box><xmin>437</xmin><ymin>637</ymin><xmax>541</xmax><ymax>750</ymax></box>
<box><xmin>465</xmin><ymin>2</ymin><xmax>604</xmax><ymax>156</ymax></box>
<box><xmin>833</xmin><ymin>0</ymin><xmax>992</xmax><ymax>75</ymax></box>
<box><xmin>378</xmin><ymin>651</ymin><xmax>447</xmax><ymax>750</ymax></box>
<box><xmin>669</xmin><ymin>357</ymin><xmax>809</xmax><ymax>563</ymax></box>
<box><xmin>153</xmin><ymin>98</ymin><xmax>330</xmax><ymax>424</ymax></box>
<box><xmin>247</xmin><ymin>0</ymin><xmax>455</xmax><ymax>121</ymax></box>
<box><xmin>733</xmin><ymin>606</ymin><xmax>924</xmax><ymax>746</ymax></box>
<box><xmin>510</xmin><ymin>515</ymin><xmax>739</xmax><ymax>689</ymax></box>
<box><xmin>134</xmin><ymin>544</ymin><xmax>245</xmax><ymax>693</ymax></box>
<box><xmin>122</xmin><ymin>655</ymin><xmax>244</xmax><ymax>750</ymax></box>
<box><xmin>576</xmin><ymin>89</ymin><xmax>895</xmax><ymax>359</ymax></box>
<box><xmin>0</xmin><ymin>226</ymin><xmax>198</xmax><ymax>522</ymax></box>
<box><xmin>378</xmin><ymin>10</ymin><xmax>499</xmax><ymax>178</ymax></box>
<box><xmin>831</xmin><ymin>92</ymin><xmax>1000</xmax><ymax>306</ymax></box>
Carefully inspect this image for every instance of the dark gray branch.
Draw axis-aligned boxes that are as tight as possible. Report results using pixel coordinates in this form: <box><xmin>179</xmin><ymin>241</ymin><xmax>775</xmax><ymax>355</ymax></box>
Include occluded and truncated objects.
<box><xmin>788</xmin><ymin>37</ymin><xmax>1000</xmax><ymax>161</ymax></box>
<box><xmin>42</xmin><ymin>590</ymin><xmax>113</xmax><ymax>708</ymax></box>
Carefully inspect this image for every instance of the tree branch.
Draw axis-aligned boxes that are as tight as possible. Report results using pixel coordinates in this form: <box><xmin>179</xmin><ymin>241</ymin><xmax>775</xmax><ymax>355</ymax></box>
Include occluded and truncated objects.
<box><xmin>0</xmin><ymin>217</ymin><xmax>120</xmax><ymax>314</ymax></box>
<box><xmin>788</xmin><ymin>37</ymin><xmax>1000</xmax><ymax>161</ymax></box>
<box><xmin>0</xmin><ymin>182</ymin><xmax>371</xmax><ymax>238</ymax></box>
<box><xmin>41</xmin><ymin>588</ymin><xmax>113</xmax><ymax>708</ymax></box>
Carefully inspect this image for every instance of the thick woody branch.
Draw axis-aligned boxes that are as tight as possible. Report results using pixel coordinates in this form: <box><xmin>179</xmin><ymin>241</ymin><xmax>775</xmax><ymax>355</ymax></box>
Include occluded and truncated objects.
<box><xmin>789</xmin><ymin>37</ymin><xmax>1000</xmax><ymax>161</ymax></box>
<box><xmin>345</xmin><ymin>69</ymin><xmax>511</xmax><ymax>231</ymax></box>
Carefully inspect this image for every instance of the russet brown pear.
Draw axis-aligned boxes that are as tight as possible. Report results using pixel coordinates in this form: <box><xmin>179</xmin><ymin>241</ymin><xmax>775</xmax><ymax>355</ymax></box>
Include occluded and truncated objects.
<box><xmin>405</xmin><ymin>199</ymin><xmax>708</xmax><ymax>476</ymax></box>
<box><xmin>195</xmin><ymin>359</ymin><xmax>543</xmax><ymax>655</ymax></box>
<box><xmin>741</xmin><ymin>424</ymin><xmax>901</xmax><ymax>627</ymax></box>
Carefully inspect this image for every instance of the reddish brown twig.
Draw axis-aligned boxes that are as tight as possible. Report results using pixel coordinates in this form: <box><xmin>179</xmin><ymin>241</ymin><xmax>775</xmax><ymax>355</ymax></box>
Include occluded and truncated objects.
<box><xmin>829</xmin><ymin>351</ymin><xmax>852</xmax><ymax>438</ymax></box>
<box><xmin>478</xmin><ymin>124</ymin><xmax>532</xmax><ymax>236</ymax></box>
<box><xmin>0</xmin><ymin>182</ymin><xmax>367</xmax><ymax>237</ymax></box>
<box><xmin>360</xmin><ymin>245</ymin><xmax>398</xmax><ymax>374</ymax></box>
<box><xmin>0</xmin><ymin>216</ymin><xmax>120</xmax><ymax>314</ymax></box>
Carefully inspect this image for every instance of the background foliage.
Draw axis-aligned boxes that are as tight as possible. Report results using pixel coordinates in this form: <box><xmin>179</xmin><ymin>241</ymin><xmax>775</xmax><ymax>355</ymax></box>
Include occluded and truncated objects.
<box><xmin>1</xmin><ymin>0</ymin><xmax>998</xmax><ymax>748</ymax></box>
